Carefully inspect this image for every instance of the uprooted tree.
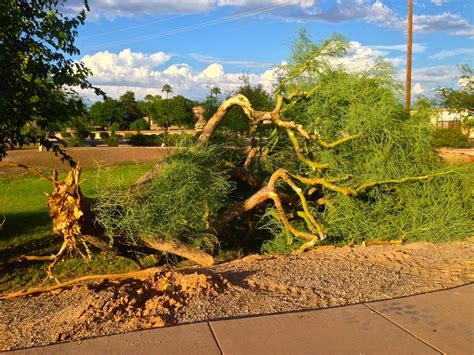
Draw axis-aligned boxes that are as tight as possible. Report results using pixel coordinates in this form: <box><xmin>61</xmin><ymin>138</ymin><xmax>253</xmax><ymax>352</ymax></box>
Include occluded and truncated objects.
<box><xmin>2</xmin><ymin>32</ymin><xmax>473</xmax><ymax>284</ymax></box>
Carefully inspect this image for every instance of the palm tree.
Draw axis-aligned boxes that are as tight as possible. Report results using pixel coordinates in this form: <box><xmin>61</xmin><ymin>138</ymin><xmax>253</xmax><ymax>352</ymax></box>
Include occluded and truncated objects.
<box><xmin>210</xmin><ymin>87</ymin><xmax>221</xmax><ymax>97</ymax></box>
<box><xmin>405</xmin><ymin>0</ymin><xmax>413</xmax><ymax>113</ymax></box>
<box><xmin>161</xmin><ymin>84</ymin><xmax>173</xmax><ymax>99</ymax></box>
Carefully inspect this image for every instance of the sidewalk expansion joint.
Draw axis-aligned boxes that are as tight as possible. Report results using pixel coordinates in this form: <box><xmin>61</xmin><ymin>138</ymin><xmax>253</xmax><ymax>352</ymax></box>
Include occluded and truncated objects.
<box><xmin>363</xmin><ymin>303</ymin><xmax>444</xmax><ymax>354</ymax></box>
<box><xmin>207</xmin><ymin>322</ymin><xmax>224</xmax><ymax>355</ymax></box>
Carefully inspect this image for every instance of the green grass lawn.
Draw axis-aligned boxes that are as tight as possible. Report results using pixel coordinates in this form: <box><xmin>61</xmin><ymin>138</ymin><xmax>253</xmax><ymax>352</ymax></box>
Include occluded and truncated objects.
<box><xmin>0</xmin><ymin>163</ymin><xmax>154</xmax><ymax>293</ymax></box>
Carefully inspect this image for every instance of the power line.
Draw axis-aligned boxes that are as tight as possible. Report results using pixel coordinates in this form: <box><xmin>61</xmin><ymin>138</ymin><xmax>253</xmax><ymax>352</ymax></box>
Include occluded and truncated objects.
<box><xmin>80</xmin><ymin>13</ymin><xmax>195</xmax><ymax>40</ymax></box>
<box><xmin>82</xmin><ymin>3</ymin><xmax>292</xmax><ymax>51</ymax></box>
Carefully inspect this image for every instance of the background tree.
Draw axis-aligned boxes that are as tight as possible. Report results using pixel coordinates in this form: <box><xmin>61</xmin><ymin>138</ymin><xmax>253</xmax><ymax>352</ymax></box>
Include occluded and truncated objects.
<box><xmin>152</xmin><ymin>95</ymin><xmax>195</xmax><ymax>128</ymax></box>
<box><xmin>89</xmin><ymin>98</ymin><xmax>126</xmax><ymax>129</ymax></box>
<box><xmin>161</xmin><ymin>84</ymin><xmax>173</xmax><ymax>99</ymax></box>
<box><xmin>0</xmin><ymin>0</ymin><xmax>102</xmax><ymax>158</ymax></box>
<box><xmin>436</xmin><ymin>64</ymin><xmax>473</xmax><ymax>113</ymax></box>
<box><xmin>119</xmin><ymin>91</ymin><xmax>143</xmax><ymax>127</ymax></box>
<box><xmin>210</xmin><ymin>87</ymin><xmax>221</xmax><ymax>97</ymax></box>
<box><xmin>216</xmin><ymin>74</ymin><xmax>273</xmax><ymax>134</ymax></box>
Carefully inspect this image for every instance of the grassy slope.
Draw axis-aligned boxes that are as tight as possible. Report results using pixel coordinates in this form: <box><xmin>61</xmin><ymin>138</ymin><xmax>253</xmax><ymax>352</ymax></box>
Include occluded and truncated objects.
<box><xmin>0</xmin><ymin>163</ymin><xmax>153</xmax><ymax>292</ymax></box>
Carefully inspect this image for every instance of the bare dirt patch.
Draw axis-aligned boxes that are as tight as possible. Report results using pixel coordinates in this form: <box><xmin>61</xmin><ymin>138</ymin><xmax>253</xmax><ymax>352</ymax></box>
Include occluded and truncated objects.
<box><xmin>1</xmin><ymin>240</ymin><xmax>473</xmax><ymax>351</ymax></box>
<box><xmin>439</xmin><ymin>147</ymin><xmax>474</xmax><ymax>164</ymax></box>
<box><xmin>1</xmin><ymin>147</ymin><xmax>175</xmax><ymax>175</ymax></box>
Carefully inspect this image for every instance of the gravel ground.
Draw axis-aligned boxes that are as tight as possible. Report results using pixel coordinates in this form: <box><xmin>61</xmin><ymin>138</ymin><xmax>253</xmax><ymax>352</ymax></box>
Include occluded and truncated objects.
<box><xmin>1</xmin><ymin>240</ymin><xmax>473</xmax><ymax>351</ymax></box>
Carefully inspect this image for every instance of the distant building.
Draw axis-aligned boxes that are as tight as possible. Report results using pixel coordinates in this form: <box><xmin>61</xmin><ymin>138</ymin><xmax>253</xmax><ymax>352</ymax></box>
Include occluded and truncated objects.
<box><xmin>431</xmin><ymin>109</ymin><xmax>473</xmax><ymax>138</ymax></box>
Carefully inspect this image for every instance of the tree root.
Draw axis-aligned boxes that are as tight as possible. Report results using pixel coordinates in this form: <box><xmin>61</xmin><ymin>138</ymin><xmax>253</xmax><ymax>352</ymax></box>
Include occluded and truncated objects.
<box><xmin>0</xmin><ymin>267</ymin><xmax>163</xmax><ymax>300</ymax></box>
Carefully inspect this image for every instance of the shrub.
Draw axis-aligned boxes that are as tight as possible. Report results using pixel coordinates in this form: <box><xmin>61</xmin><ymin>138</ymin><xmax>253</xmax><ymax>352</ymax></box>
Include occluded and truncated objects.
<box><xmin>60</xmin><ymin>131</ymin><xmax>71</xmax><ymax>138</ymax></box>
<box><xmin>433</xmin><ymin>128</ymin><xmax>471</xmax><ymax>148</ymax></box>
<box><xmin>99</xmin><ymin>131</ymin><xmax>110</xmax><ymax>139</ymax></box>
<box><xmin>124</xmin><ymin>133</ymin><xmax>133</xmax><ymax>139</ymax></box>
<box><xmin>89</xmin><ymin>132</ymin><xmax>96</xmax><ymax>140</ymax></box>
<box><xmin>65</xmin><ymin>137</ymin><xmax>83</xmax><ymax>147</ymax></box>
<box><xmin>105</xmin><ymin>136</ymin><xmax>119</xmax><ymax>147</ymax></box>
<box><xmin>130</xmin><ymin>118</ymin><xmax>150</xmax><ymax>131</ymax></box>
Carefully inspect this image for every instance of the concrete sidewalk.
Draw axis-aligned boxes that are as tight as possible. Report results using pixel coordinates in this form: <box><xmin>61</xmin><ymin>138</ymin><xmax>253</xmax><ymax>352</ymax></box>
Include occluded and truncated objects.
<box><xmin>12</xmin><ymin>283</ymin><xmax>473</xmax><ymax>354</ymax></box>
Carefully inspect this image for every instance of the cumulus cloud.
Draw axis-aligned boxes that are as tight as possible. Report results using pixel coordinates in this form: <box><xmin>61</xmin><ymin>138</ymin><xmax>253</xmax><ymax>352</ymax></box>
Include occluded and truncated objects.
<box><xmin>331</xmin><ymin>41</ymin><xmax>386</xmax><ymax>71</ymax></box>
<box><xmin>78</xmin><ymin>46</ymin><xmax>461</xmax><ymax>103</ymax></box>
<box><xmin>81</xmin><ymin>49</ymin><xmax>171</xmax><ymax>86</ymax></box>
<box><xmin>412</xmin><ymin>82</ymin><xmax>425</xmax><ymax>95</ymax></box>
<box><xmin>79</xmin><ymin>49</ymin><xmax>280</xmax><ymax>101</ymax></box>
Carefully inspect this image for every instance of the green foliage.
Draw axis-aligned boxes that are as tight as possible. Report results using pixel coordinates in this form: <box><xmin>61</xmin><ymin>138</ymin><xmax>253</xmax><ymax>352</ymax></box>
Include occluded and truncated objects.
<box><xmin>204</xmin><ymin>74</ymin><xmax>274</xmax><ymax>134</ymax></box>
<box><xmin>161</xmin><ymin>84</ymin><xmax>173</xmax><ymax>98</ymax></box>
<box><xmin>104</xmin><ymin>136</ymin><xmax>119</xmax><ymax>147</ymax></box>
<box><xmin>89</xmin><ymin>98</ymin><xmax>126</xmax><ymax>128</ymax></box>
<box><xmin>65</xmin><ymin>136</ymin><xmax>83</xmax><ymax>147</ymax></box>
<box><xmin>321</xmin><ymin>170</ymin><xmax>474</xmax><ymax>244</ymax></box>
<box><xmin>99</xmin><ymin>131</ymin><xmax>110</xmax><ymax>139</ymax></box>
<box><xmin>150</xmin><ymin>96</ymin><xmax>195</xmax><ymax>128</ymax></box>
<box><xmin>69</xmin><ymin>117</ymin><xmax>91</xmax><ymax>140</ymax></box>
<box><xmin>259</xmin><ymin>209</ymin><xmax>304</xmax><ymax>254</ymax></box>
<box><xmin>94</xmin><ymin>147</ymin><xmax>235</xmax><ymax>249</ymax></box>
<box><xmin>257</xmin><ymin>32</ymin><xmax>473</xmax><ymax>250</ymax></box>
<box><xmin>130</xmin><ymin>118</ymin><xmax>150</xmax><ymax>131</ymax></box>
<box><xmin>433</xmin><ymin>128</ymin><xmax>471</xmax><ymax>148</ymax></box>
<box><xmin>436</xmin><ymin>64</ymin><xmax>473</xmax><ymax>112</ymax></box>
<box><xmin>0</xmin><ymin>0</ymin><xmax>102</xmax><ymax>157</ymax></box>
<box><xmin>120</xmin><ymin>91</ymin><xmax>143</xmax><ymax>125</ymax></box>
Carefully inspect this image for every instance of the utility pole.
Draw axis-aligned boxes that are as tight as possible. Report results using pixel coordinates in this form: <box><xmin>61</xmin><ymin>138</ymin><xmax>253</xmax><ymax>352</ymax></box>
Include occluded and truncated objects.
<box><xmin>405</xmin><ymin>0</ymin><xmax>413</xmax><ymax>114</ymax></box>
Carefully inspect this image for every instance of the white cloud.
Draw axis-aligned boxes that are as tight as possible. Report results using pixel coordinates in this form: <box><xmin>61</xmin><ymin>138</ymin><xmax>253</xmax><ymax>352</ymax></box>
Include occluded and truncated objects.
<box><xmin>79</xmin><ymin>49</ymin><xmax>280</xmax><ymax>101</ymax></box>
<box><xmin>428</xmin><ymin>48</ymin><xmax>474</xmax><ymax>60</ymax></box>
<box><xmin>331</xmin><ymin>41</ymin><xmax>382</xmax><ymax>71</ymax></box>
<box><xmin>189</xmin><ymin>53</ymin><xmax>272</xmax><ymax>68</ymax></box>
<box><xmin>69</xmin><ymin>0</ymin><xmax>474</xmax><ymax>40</ymax></box>
<box><xmin>398</xmin><ymin>65</ymin><xmax>458</xmax><ymax>83</ymax></box>
<box><xmin>78</xmin><ymin>46</ymin><xmax>462</xmax><ymax>103</ymax></box>
<box><xmin>370</xmin><ymin>43</ymin><xmax>427</xmax><ymax>53</ymax></box>
<box><xmin>412</xmin><ymin>82</ymin><xmax>425</xmax><ymax>95</ymax></box>
<box><xmin>70</xmin><ymin>0</ymin><xmax>317</xmax><ymax>20</ymax></box>
<box><xmin>413</xmin><ymin>12</ymin><xmax>474</xmax><ymax>37</ymax></box>
<box><xmin>431</xmin><ymin>0</ymin><xmax>448</xmax><ymax>6</ymax></box>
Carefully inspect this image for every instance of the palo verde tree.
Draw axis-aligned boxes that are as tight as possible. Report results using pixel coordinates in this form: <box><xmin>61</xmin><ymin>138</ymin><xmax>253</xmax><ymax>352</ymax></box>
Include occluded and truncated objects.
<box><xmin>0</xmin><ymin>0</ymin><xmax>103</xmax><ymax>159</ymax></box>
<box><xmin>3</xmin><ymin>31</ymin><xmax>472</xmax><ymax>288</ymax></box>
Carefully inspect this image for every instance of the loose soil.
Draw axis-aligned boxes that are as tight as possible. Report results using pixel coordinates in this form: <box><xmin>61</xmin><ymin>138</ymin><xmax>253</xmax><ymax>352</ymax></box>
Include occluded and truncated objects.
<box><xmin>1</xmin><ymin>240</ymin><xmax>473</xmax><ymax>351</ymax></box>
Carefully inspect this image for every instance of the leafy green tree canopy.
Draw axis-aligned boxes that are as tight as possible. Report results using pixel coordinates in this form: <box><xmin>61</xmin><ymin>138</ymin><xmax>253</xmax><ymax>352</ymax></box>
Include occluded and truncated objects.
<box><xmin>150</xmin><ymin>95</ymin><xmax>195</xmax><ymax>128</ymax></box>
<box><xmin>89</xmin><ymin>98</ymin><xmax>126</xmax><ymax>128</ymax></box>
<box><xmin>0</xmin><ymin>0</ymin><xmax>102</xmax><ymax>158</ymax></box>
<box><xmin>119</xmin><ymin>90</ymin><xmax>143</xmax><ymax>125</ymax></box>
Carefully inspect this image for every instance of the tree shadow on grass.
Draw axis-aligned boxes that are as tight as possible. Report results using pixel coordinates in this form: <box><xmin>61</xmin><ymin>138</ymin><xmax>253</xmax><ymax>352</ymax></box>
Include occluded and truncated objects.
<box><xmin>0</xmin><ymin>211</ymin><xmax>60</xmax><ymax>262</ymax></box>
<box><xmin>1</xmin><ymin>211</ymin><xmax>51</xmax><ymax>241</ymax></box>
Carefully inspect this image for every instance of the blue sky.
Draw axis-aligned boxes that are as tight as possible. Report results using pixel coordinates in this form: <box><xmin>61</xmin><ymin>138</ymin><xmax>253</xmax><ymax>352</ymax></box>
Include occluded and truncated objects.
<box><xmin>69</xmin><ymin>0</ymin><xmax>474</xmax><ymax>102</ymax></box>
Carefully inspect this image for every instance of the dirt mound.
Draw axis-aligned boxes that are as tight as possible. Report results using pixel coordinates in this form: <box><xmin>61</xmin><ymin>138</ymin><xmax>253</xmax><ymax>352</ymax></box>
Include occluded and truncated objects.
<box><xmin>0</xmin><ymin>271</ymin><xmax>228</xmax><ymax>351</ymax></box>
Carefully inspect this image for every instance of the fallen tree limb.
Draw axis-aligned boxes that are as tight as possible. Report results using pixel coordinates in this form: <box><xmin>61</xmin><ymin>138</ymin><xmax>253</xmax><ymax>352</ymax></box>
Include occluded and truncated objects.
<box><xmin>141</xmin><ymin>236</ymin><xmax>215</xmax><ymax>267</ymax></box>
